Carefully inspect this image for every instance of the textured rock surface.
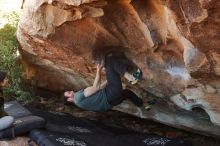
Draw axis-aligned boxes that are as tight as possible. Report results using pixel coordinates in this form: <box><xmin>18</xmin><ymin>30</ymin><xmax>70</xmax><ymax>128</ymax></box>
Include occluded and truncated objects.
<box><xmin>17</xmin><ymin>0</ymin><xmax>220</xmax><ymax>137</ymax></box>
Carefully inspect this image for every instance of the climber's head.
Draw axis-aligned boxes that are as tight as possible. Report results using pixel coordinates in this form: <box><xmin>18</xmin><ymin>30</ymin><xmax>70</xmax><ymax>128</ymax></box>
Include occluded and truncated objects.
<box><xmin>0</xmin><ymin>71</ymin><xmax>8</xmax><ymax>88</ymax></box>
<box><xmin>64</xmin><ymin>90</ymin><xmax>75</xmax><ymax>103</ymax></box>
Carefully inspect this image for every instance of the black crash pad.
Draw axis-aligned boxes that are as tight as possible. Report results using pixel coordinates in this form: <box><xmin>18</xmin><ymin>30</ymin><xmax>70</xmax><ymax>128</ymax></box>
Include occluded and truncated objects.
<box><xmin>0</xmin><ymin>101</ymin><xmax>45</xmax><ymax>138</ymax></box>
<box><xmin>4</xmin><ymin>101</ymin><xmax>32</xmax><ymax>118</ymax></box>
<box><xmin>30</xmin><ymin>130</ymin><xmax>95</xmax><ymax>146</ymax></box>
<box><xmin>29</xmin><ymin>108</ymin><xmax>192</xmax><ymax>146</ymax></box>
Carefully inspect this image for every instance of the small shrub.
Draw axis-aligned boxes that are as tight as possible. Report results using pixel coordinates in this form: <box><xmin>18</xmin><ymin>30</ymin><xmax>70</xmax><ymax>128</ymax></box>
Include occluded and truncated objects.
<box><xmin>0</xmin><ymin>12</ymin><xmax>34</xmax><ymax>104</ymax></box>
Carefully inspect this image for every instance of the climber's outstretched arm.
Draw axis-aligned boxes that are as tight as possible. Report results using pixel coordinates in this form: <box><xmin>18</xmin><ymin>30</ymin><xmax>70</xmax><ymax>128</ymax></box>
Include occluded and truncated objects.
<box><xmin>84</xmin><ymin>63</ymin><xmax>104</xmax><ymax>97</ymax></box>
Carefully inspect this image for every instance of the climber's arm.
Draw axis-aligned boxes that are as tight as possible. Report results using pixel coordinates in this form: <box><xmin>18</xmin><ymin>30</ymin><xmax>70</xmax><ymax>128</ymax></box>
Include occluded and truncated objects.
<box><xmin>84</xmin><ymin>64</ymin><xmax>103</xmax><ymax>97</ymax></box>
<box><xmin>100</xmin><ymin>80</ymin><xmax>107</xmax><ymax>89</ymax></box>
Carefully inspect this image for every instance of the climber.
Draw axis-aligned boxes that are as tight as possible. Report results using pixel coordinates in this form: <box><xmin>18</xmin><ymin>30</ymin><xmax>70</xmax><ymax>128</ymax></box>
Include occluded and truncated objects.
<box><xmin>0</xmin><ymin>70</ymin><xmax>14</xmax><ymax>131</ymax></box>
<box><xmin>64</xmin><ymin>53</ymin><xmax>143</xmax><ymax>111</ymax></box>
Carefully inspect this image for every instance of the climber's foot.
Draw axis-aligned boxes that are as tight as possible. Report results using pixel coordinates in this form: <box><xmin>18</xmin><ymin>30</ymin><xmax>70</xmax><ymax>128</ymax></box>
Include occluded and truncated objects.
<box><xmin>129</xmin><ymin>68</ymin><xmax>142</xmax><ymax>85</ymax></box>
<box><xmin>143</xmin><ymin>99</ymin><xmax>157</xmax><ymax>111</ymax></box>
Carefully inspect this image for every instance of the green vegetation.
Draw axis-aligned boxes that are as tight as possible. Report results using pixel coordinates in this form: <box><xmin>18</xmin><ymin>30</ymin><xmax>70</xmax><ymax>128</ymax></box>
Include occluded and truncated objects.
<box><xmin>0</xmin><ymin>11</ymin><xmax>34</xmax><ymax>104</ymax></box>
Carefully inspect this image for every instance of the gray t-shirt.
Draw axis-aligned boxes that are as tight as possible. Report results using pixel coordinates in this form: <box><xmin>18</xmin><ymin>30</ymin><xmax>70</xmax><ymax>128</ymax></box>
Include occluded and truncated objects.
<box><xmin>74</xmin><ymin>89</ymin><xmax>113</xmax><ymax>111</ymax></box>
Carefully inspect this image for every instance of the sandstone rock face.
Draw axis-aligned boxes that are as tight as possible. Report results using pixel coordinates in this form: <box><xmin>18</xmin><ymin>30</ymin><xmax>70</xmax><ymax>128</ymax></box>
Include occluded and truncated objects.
<box><xmin>17</xmin><ymin>0</ymin><xmax>220</xmax><ymax>137</ymax></box>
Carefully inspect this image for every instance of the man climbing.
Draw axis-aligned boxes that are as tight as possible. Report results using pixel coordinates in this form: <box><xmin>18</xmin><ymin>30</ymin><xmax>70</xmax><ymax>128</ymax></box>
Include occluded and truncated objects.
<box><xmin>64</xmin><ymin>53</ymin><xmax>143</xmax><ymax>111</ymax></box>
<box><xmin>0</xmin><ymin>70</ymin><xmax>14</xmax><ymax>131</ymax></box>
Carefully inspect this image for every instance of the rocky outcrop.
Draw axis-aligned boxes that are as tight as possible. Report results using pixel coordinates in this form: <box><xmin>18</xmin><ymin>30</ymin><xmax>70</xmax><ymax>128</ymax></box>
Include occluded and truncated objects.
<box><xmin>17</xmin><ymin>0</ymin><xmax>220</xmax><ymax>137</ymax></box>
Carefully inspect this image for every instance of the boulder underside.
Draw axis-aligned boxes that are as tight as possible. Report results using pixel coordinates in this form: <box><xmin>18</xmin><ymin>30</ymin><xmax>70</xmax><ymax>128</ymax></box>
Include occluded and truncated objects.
<box><xmin>17</xmin><ymin>0</ymin><xmax>220</xmax><ymax>137</ymax></box>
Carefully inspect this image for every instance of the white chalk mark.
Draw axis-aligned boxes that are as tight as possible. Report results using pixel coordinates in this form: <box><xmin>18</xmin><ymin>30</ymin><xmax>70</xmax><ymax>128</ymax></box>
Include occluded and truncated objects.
<box><xmin>166</xmin><ymin>66</ymin><xmax>190</xmax><ymax>80</ymax></box>
<box><xmin>143</xmin><ymin>137</ymin><xmax>171</xmax><ymax>146</ymax></box>
<box><xmin>56</xmin><ymin>137</ymin><xmax>87</xmax><ymax>146</ymax></box>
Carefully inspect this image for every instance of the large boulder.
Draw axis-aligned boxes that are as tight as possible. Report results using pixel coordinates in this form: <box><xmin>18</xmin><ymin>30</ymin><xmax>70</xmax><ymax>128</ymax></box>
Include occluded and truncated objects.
<box><xmin>17</xmin><ymin>0</ymin><xmax>220</xmax><ymax>137</ymax></box>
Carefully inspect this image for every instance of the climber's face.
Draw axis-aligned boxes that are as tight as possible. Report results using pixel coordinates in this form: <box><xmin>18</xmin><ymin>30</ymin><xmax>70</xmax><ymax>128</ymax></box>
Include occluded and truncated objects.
<box><xmin>0</xmin><ymin>77</ymin><xmax>9</xmax><ymax>88</ymax></box>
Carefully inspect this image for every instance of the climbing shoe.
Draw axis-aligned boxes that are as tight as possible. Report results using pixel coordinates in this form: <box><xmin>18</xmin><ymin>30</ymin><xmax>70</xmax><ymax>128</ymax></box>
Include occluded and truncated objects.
<box><xmin>144</xmin><ymin>99</ymin><xmax>157</xmax><ymax>111</ymax></box>
<box><xmin>130</xmin><ymin>68</ymin><xmax>142</xmax><ymax>85</ymax></box>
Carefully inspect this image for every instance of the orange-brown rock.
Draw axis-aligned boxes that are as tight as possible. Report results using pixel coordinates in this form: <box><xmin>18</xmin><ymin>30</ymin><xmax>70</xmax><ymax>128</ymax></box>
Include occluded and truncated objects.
<box><xmin>17</xmin><ymin>0</ymin><xmax>220</xmax><ymax>137</ymax></box>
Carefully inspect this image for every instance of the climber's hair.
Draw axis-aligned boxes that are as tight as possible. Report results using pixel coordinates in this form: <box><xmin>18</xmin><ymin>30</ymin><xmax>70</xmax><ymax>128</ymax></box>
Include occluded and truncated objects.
<box><xmin>0</xmin><ymin>71</ymin><xmax>7</xmax><ymax>83</ymax></box>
